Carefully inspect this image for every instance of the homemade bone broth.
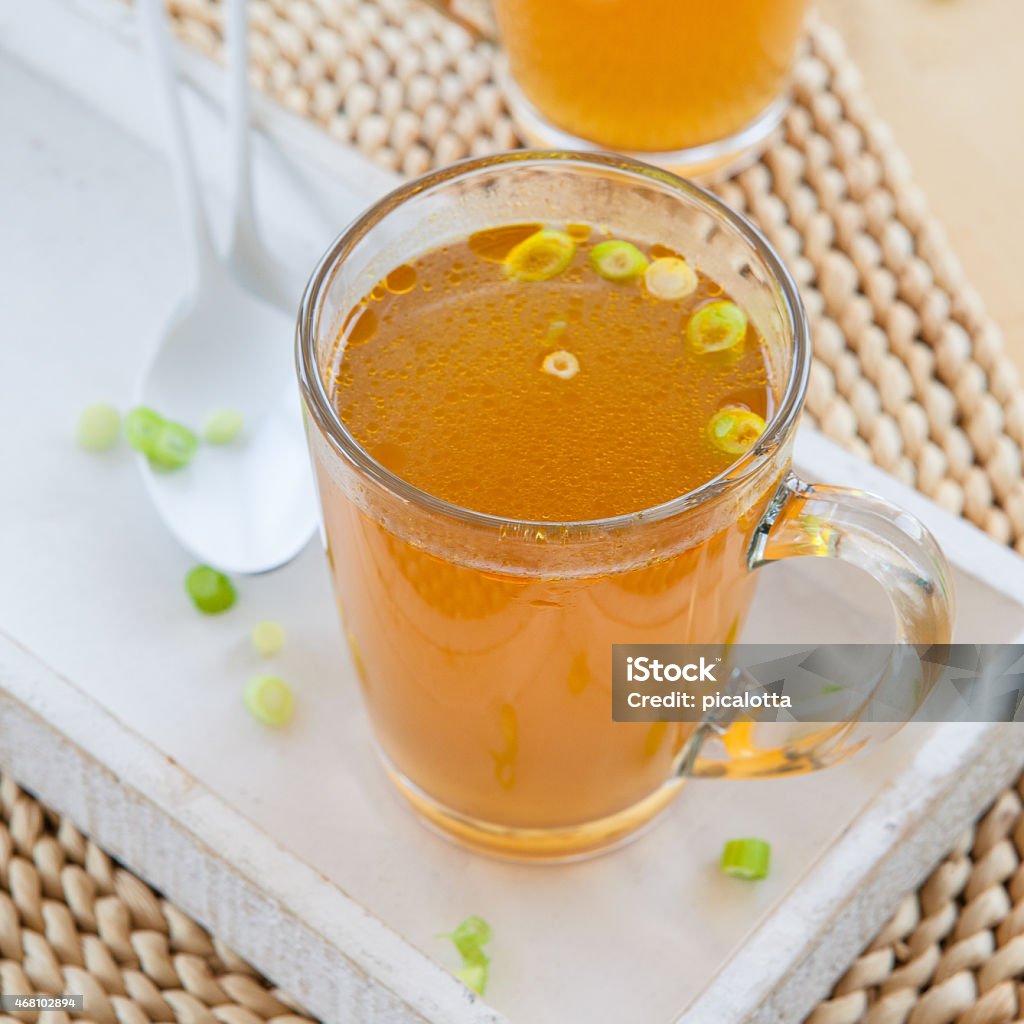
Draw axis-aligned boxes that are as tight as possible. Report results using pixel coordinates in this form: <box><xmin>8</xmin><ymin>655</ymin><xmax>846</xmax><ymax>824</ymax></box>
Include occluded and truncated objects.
<box><xmin>332</xmin><ymin>226</ymin><xmax>772</xmax><ymax>520</ymax></box>
<box><xmin>493</xmin><ymin>0</ymin><xmax>811</xmax><ymax>153</ymax></box>
<box><xmin>316</xmin><ymin>224</ymin><xmax>785</xmax><ymax>847</ymax></box>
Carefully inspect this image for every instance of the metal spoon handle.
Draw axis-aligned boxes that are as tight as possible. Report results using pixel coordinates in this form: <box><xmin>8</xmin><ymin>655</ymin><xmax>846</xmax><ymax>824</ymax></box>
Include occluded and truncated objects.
<box><xmin>226</xmin><ymin>0</ymin><xmax>261</xmax><ymax>261</ymax></box>
<box><xmin>136</xmin><ymin>0</ymin><xmax>217</xmax><ymax>286</ymax></box>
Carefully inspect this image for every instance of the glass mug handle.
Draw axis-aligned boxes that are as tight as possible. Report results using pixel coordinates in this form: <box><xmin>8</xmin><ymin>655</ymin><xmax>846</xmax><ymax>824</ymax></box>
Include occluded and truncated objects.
<box><xmin>681</xmin><ymin>472</ymin><xmax>956</xmax><ymax>780</ymax></box>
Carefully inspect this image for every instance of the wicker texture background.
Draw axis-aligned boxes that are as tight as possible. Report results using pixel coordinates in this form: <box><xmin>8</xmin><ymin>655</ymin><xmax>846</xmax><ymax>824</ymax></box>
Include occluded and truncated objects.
<box><xmin>2</xmin><ymin>767</ymin><xmax>1024</xmax><ymax>1024</ymax></box>
<box><xmin>809</xmin><ymin>779</ymin><xmax>1024</xmax><ymax>1024</ymax></box>
<box><xmin>0</xmin><ymin>775</ymin><xmax>313</xmax><ymax>1024</ymax></box>
<box><xmin>3</xmin><ymin>1</ymin><xmax>1024</xmax><ymax>1022</ymax></box>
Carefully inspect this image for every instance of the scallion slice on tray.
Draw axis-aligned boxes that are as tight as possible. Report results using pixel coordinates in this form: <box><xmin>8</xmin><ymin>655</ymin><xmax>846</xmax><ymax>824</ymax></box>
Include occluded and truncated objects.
<box><xmin>720</xmin><ymin>838</ymin><xmax>771</xmax><ymax>880</ymax></box>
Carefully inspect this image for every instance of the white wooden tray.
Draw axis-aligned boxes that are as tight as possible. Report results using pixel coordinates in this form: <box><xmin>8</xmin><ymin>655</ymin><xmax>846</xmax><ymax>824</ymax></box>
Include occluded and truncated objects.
<box><xmin>2</xmin><ymin>5</ymin><xmax>1024</xmax><ymax>1022</ymax></box>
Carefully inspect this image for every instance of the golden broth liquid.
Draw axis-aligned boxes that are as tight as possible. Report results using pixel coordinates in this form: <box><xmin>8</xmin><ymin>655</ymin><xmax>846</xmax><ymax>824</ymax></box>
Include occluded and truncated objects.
<box><xmin>494</xmin><ymin>0</ymin><xmax>810</xmax><ymax>152</ymax></box>
<box><xmin>319</xmin><ymin>225</ymin><xmax>784</xmax><ymax>850</ymax></box>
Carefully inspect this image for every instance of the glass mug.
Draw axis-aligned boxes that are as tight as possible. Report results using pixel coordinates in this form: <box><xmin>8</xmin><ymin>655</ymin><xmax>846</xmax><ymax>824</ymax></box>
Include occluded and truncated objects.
<box><xmin>297</xmin><ymin>152</ymin><xmax>954</xmax><ymax>860</ymax></box>
<box><xmin>427</xmin><ymin>0</ymin><xmax>812</xmax><ymax>177</ymax></box>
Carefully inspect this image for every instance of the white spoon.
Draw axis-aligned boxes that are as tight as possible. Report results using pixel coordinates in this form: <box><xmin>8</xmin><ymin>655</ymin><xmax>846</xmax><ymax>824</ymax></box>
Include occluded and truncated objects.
<box><xmin>223</xmin><ymin>0</ymin><xmax>298</xmax><ymax>312</ymax></box>
<box><xmin>135</xmin><ymin>0</ymin><xmax>317</xmax><ymax>575</ymax></box>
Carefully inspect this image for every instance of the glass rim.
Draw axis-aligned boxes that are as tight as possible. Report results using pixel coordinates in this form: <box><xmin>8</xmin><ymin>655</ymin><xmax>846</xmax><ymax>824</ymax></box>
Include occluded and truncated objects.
<box><xmin>296</xmin><ymin>150</ymin><xmax>811</xmax><ymax>534</ymax></box>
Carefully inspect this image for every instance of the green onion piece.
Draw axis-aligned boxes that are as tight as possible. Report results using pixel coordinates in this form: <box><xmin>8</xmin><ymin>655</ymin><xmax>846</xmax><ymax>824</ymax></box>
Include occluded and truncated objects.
<box><xmin>706</xmin><ymin>406</ymin><xmax>766</xmax><ymax>456</ymax></box>
<box><xmin>687</xmin><ymin>300</ymin><xmax>748</xmax><ymax>354</ymax></box>
<box><xmin>545</xmin><ymin>318</ymin><xmax>568</xmax><ymax>342</ymax></box>
<box><xmin>149</xmin><ymin>420</ymin><xmax>199</xmax><ymax>471</ymax></box>
<box><xmin>720</xmin><ymin>838</ymin><xmax>771</xmax><ymax>880</ymax></box>
<box><xmin>504</xmin><ymin>229</ymin><xmax>576</xmax><ymax>282</ymax></box>
<box><xmin>244</xmin><ymin>674</ymin><xmax>295</xmax><ymax>727</ymax></box>
<box><xmin>541</xmin><ymin>349</ymin><xmax>580</xmax><ymax>380</ymax></box>
<box><xmin>124</xmin><ymin>407</ymin><xmax>165</xmax><ymax>456</ymax></box>
<box><xmin>448</xmin><ymin>915</ymin><xmax>493</xmax><ymax>962</ymax></box>
<box><xmin>441</xmin><ymin>915</ymin><xmax>493</xmax><ymax>994</ymax></box>
<box><xmin>185</xmin><ymin>565</ymin><xmax>237</xmax><ymax>614</ymax></box>
<box><xmin>590</xmin><ymin>240</ymin><xmax>648</xmax><ymax>282</ymax></box>
<box><xmin>76</xmin><ymin>403</ymin><xmax>121</xmax><ymax>452</ymax></box>
<box><xmin>203</xmin><ymin>408</ymin><xmax>244</xmax><ymax>445</ymax></box>
<box><xmin>251</xmin><ymin>620</ymin><xmax>286</xmax><ymax>658</ymax></box>
<box><xmin>454</xmin><ymin>963</ymin><xmax>488</xmax><ymax>996</ymax></box>
<box><xmin>644</xmin><ymin>256</ymin><xmax>698</xmax><ymax>301</ymax></box>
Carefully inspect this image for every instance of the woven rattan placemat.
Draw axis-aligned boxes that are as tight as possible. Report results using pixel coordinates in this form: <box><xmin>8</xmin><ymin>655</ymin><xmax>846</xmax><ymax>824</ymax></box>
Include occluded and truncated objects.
<box><xmin>0</xmin><ymin>774</ymin><xmax>314</xmax><ymax>1024</ymax></box>
<box><xmin>3</xmin><ymin>3</ymin><xmax>1024</xmax><ymax>1023</ymax></box>
<box><xmin>2</xmin><ymin>766</ymin><xmax>1024</xmax><ymax>1024</ymax></box>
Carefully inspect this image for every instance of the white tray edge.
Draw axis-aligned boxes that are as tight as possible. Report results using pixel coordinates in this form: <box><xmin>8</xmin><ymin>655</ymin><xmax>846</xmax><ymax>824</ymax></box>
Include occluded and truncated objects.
<box><xmin>0</xmin><ymin>633</ymin><xmax>506</xmax><ymax>1024</ymax></box>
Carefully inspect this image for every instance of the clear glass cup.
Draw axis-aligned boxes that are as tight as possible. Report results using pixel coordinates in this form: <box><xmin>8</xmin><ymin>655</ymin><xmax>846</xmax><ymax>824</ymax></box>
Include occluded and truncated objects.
<box><xmin>428</xmin><ymin>0</ymin><xmax>812</xmax><ymax>178</ymax></box>
<box><xmin>297</xmin><ymin>152</ymin><xmax>954</xmax><ymax>861</ymax></box>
